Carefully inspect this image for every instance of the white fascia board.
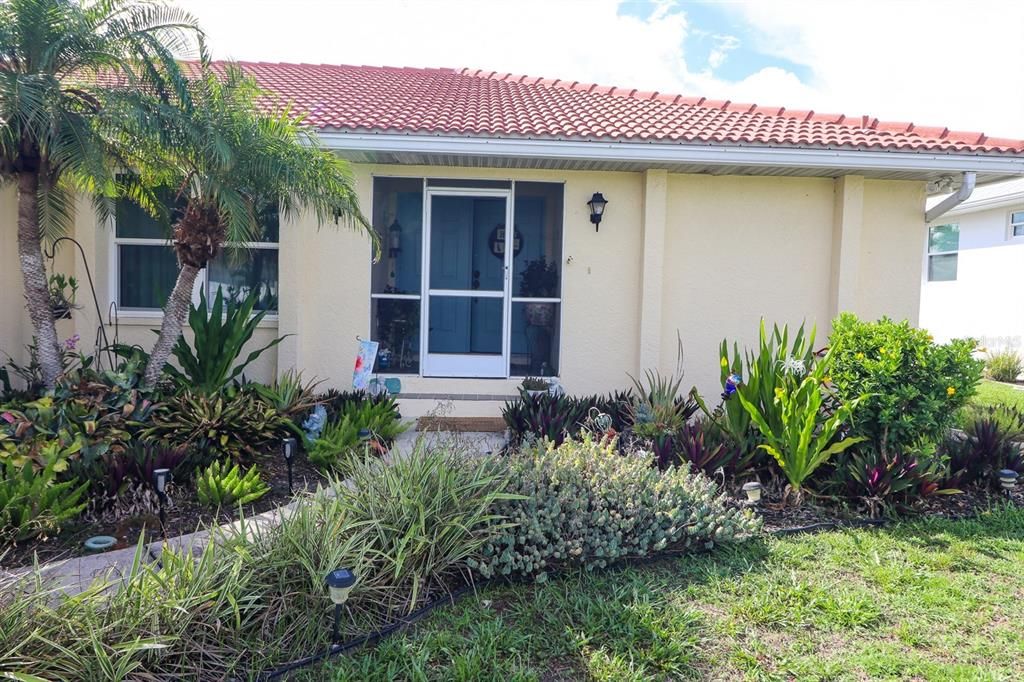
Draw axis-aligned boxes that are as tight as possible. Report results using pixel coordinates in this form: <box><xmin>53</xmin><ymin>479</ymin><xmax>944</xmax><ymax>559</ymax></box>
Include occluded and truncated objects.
<box><xmin>317</xmin><ymin>131</ymin><xmax>1024</xmax><ymax>176</ymax></box>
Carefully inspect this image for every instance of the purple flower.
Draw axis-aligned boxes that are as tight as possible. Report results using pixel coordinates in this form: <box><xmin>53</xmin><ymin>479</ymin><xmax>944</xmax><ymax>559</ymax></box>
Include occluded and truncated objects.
<box><xmin>64</xmin><ymin>334</ymin><xmax>80</xmax><ymax>350</ymax></box>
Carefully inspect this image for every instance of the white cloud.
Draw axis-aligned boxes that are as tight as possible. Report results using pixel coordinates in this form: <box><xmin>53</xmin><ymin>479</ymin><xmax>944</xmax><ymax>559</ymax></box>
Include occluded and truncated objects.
<box><xmin>175</xmin><ymin>0</ymin><xmax>1024</xmax><ymax>138</ymax></box>
<box><xmin>707</xmin><ymin>34</ymin><xmax>740</xmax><ymax>70</ymax></box>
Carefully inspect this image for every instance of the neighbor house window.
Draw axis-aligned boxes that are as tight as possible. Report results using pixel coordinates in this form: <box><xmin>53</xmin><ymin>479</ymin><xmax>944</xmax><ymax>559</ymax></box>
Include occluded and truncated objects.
<box><xmin>114</xmin><ymin>196</ymin><xmax>279</xmax><ymax>313</ymax></box>
<box><xmin>1011</xmin><ymin>211</ymin><xmax>1024</xmax><ymax>238</ymax></box>
<box><xmin>927</xmin><ymin>223</ymin><xmax>959</xmax><ymax>282</ymax></box>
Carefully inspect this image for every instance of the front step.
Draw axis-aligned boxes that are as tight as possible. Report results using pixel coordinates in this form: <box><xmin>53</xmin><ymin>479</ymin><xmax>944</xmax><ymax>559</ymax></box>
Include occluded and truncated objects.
<box><xmin>416</xmin><ymin>416</ymin><xmax>506</xmax><ymax>432</ymax></box>
<box><xmin>396</xmin><ymin>392</ymin><xmax>517</xmax><ymax>420</ymax></box>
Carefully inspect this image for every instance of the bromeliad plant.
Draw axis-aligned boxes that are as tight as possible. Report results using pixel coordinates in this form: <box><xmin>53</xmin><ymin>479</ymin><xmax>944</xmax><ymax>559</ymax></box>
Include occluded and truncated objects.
<box><xmin>737</xmin><ymin>346</ymin><xmax>865</xmax><ymax>506</ymax></box>
<box><xmin>195</xmin><ymin>460</ymin><xmax>270</xmax><ymax>509</ymax></box>
<box><xmin>165</xmin><ymin>288</ymin><xmax>285</xmax><ymax>395</ymax></box>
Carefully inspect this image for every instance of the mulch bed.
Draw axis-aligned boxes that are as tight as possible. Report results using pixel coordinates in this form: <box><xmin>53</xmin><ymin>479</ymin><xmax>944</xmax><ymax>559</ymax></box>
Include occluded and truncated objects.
<box><xmin>0</xmin><ymin>452</ymin><xmax>327</xmax><ymax>571</ymax></box>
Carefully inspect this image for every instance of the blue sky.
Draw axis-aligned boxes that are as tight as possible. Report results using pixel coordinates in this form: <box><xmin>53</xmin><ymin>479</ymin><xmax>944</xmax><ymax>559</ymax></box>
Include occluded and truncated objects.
<box><xmin>177</xmin><ymin>0</ymin><xmax>1024</xmax><ymax>138</ymax></box>
<box><xmin>619</xmin><ymin>0</ymin><xmax>813</xmax><ymax>84</ymax></box>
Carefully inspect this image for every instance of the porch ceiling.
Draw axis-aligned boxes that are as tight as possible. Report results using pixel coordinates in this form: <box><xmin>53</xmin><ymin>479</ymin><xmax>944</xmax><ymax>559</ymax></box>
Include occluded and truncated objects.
<box><xmin>322</xmin><ymin>133</ymin><xmax>1024</xmax><ymax>190</ymax></box>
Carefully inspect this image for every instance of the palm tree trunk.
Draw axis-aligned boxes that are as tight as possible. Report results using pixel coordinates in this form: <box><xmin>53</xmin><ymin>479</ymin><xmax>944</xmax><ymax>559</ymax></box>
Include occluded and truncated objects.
<box><xmin>16</xmin><ymin>172</ymin><xmax>62</xmax><ymax>390</ymax></box>
<box><xmin>144</xmin><ymin>263</ymin><xmax>200</xmax><ymax>386</ymax></box>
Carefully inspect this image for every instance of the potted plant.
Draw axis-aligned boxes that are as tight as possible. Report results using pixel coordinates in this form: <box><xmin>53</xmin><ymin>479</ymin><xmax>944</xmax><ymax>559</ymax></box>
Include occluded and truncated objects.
<box><xmin>519</xmin><ymin>259</ymin><xmax>558</xmax><ymax>327</ymax></box>
<box><xmin>48</xmin><ymin>273</ymin><xmax>80</xmax><ymax>320</ymax></box>
<box><xmin>520</xmin><ymin>376</ymin><xmax>550</xmax><ymax>398</ymax></box>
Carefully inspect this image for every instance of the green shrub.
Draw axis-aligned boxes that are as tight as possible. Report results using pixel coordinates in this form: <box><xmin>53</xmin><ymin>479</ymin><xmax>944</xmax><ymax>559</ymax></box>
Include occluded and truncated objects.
<box><xmin>471</xmin><ymin>436</ymin><xmax>760</xmax><ymax>582</ymax></box>
<box><xmin>166</xmin><ymin>288</ymin><xmax>285</xmax><ymax>394</ymax></box>
<box><xmin>1</xmin><ymin>457</ymin><xmax>87</xmax><ymax>542</ymax></box>
<box><xmin>985</xmin><ymin>349</ymin><xmax>1023</xmax><ymax>383</ymax></box>
<box><xmin>143</xmin><ymin>389</ymin><xmax>285</xmax><ymax>463</ymax></box>
<box><xmin>196</xmin><ymin>460</ymin><xmax>270</xmax><ymax>508</ymax></box>
<box><xmin>829</xmin><ymin>314</ymin><xmax>983</xmax><ymax>453</ymax></box>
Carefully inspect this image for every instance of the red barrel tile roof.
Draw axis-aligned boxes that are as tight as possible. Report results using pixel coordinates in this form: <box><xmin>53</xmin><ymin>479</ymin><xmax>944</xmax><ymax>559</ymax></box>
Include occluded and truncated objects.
<box><xmin>209</xmin><ymin>62</ymin><xmax>1024</xmax><ymax>155</ymax></box>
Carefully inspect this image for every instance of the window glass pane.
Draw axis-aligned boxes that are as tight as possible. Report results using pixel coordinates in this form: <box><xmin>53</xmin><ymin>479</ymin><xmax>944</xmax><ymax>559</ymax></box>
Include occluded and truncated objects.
<box><xmin>371</xmin><ymin>298</ymin><xmax>420</xmax><ymax>374</ymax></box>
<box><xmin>428</xmin><ymin>296</ymin><xmax>502</xmax><ymax>355</ymax></box>
<box><xmin>511</xmin><ymin>301</ymin><xmax>560</xmax><ymax>376</ymax></box>
<box><xmin>429</xmin><ymin>195</ymin><xmax>505</xmax><ymax>292</ymax></box>
<box><xmin>118</xmin><ymin>245</ymin><xmax>178</xmax><ymax>309</ymax></box>
<box><xmin>372</xmin><ymin>177</ymin><xmax>423</xmax><ymax>295</ymax></box>
<box><xmin>928</xmin><ymin>224</ymin><xmax>959</xmax><ymax>253</ymax></box>
<box><xmin>1015</xmin><ymin>224</ymin><xmax>1024</xmax><ymax>237</ymax></box>
<box><xmin>928</xmin><ymin>254</ymin><xmax>958</xmax><ymax>282</ymax></box>
<box><xmin>208</xmin><ymin>247</ymin><xmax>279</xmax><ymax>312</ymax></box>
<box><xmin>115</xmin><ymin>189</ymin><xmax>183</xmax><ymax>239</ymax></box>
<box><xmin>1011</xmin><ymin>211</ymin><xmax>1024</xmax><ymax>225</ymax></box>
<box><xmin>513</xmin><ymin>182</ymin><xmax>563</xmax><ymax>298</ymax></box>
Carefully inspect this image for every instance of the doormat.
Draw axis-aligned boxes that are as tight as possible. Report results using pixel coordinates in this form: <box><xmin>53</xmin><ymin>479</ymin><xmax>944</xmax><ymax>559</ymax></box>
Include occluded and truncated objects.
<box><xmin>415</xmin><ymin>417</ymin><xmax>506</xmax><ymax>433</ymax></box>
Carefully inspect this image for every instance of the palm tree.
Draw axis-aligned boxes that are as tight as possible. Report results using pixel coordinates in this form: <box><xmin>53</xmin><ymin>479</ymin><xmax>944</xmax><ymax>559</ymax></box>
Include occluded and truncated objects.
<box><xmin>121</xmin><ymin>66</ymin><xmax>373</xmax><ymax>386</ymax></box>
<box><xmin>0</xmin><ymin>0</ymin><xmax>201</xmax><ymax>389</ymax></box>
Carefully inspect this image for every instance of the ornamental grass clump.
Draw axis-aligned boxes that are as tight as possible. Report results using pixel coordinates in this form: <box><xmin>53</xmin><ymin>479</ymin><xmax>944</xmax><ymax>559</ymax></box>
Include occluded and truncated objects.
<box><xmin>471</xmin><ymin>435</ymin><xmax>760</xmax><ymax>582</ymax></box>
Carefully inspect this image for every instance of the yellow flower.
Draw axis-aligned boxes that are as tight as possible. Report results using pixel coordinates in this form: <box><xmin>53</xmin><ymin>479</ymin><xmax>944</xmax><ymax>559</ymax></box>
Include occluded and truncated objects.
<box><xmin>926</xmin><ymin>334</ymin><xmax>934</xmax><ymax>342</ymax></box>
<box><xmin>855</xmin><ymin>352</ymin><xmax>865</xmax><ymax>360</ymax></box>
<box><xmin>947</xmin><ymin>386</ymin><xmax>956</xmax><ymax>397</ymax></box>
<box><xmin>774</xmin><ymin>387</ymin><xmax>785</xmax><ymax>400</ymax></box>
<box><xmin>879</xmin><ymin>347</ymin><xmax>887</xmax><ymax>355</ymax></box>
<box><xmin>824</xmin><ymin>376</ymin><xmax>832</xmax><ymax>384</ymax></box>
<box><xmin>720</xmin><ymin>356</ymin><xmax>728</xmax><ymax>368</ymax></box>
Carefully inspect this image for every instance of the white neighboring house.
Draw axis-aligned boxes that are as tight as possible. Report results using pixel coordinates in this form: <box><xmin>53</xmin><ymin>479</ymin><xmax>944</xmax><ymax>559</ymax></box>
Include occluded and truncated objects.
<box><xmin>920</xmin><ymin>177</ymin><xmax>1024</xmax><ymax>363</ymax></box>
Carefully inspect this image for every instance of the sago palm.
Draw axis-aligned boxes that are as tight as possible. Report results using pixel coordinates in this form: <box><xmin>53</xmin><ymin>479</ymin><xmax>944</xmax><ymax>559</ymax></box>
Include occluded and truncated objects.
<box><xmin>120</xmin><ymin>66</ymin><xmax>373</xmax><ymax>386</ymax></box>
<box><xmin>0</xmin><ymin>0</ymin><xmax>202</xmax><ymax>389</ymax></box>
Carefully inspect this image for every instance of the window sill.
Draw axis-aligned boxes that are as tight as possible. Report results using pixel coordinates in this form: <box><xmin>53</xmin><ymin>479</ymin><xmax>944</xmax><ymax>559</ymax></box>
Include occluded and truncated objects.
<box><xmin>111</xmin><ymin>311</ymin><xmax>280</xmax><ymax>329</ymax></box>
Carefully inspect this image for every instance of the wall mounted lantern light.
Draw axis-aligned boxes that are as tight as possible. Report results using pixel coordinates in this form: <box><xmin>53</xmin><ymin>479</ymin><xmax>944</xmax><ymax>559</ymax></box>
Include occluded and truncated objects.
<box><xmin>587</xmin><ymin>192</ymin><xmax>608</xmax><ymax>231</ymax></box>
<box><xmin>388</xmin><ymin>219</ymin><xmax>402</xmax><ymax>258</ymax></box>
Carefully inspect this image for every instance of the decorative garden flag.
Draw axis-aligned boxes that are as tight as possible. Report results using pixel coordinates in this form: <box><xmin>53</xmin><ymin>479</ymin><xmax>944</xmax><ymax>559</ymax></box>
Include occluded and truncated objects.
<box><xmin>353</xmin><ymin>339</ymin><xmax>379</xmax><ymax>390</ymax></box>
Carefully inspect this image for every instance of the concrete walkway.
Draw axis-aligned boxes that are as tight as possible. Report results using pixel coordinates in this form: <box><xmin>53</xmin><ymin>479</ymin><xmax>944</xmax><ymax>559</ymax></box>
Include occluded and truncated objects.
<box><xmin>1</xmin><ymin>431</ymin><xmax>504</xmax><ymax>596</ymax></box>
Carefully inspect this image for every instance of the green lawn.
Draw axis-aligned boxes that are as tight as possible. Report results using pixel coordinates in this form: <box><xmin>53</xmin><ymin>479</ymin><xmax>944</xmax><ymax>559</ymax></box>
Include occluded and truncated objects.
<box><xmin>317</xmin><ymin>507</ymin><xmax>1024</xmax><ymax>681</ymax></box>
<box><xmin>972</xmin><ymin>379</ymin><xmax>1024</xmax><ymax>410</ymax></box>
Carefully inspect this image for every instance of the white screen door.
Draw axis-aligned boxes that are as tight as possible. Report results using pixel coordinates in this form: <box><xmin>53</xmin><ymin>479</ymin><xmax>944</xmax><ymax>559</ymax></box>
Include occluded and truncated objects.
<box><xmin>421</xmin><ymin>188</ymin><xmax>512</xmax><ymax>377</ymax></box>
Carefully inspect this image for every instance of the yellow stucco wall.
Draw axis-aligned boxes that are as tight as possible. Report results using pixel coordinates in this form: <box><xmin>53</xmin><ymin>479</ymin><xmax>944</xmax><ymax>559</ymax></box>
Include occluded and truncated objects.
<box><xmin>0</xmin><ymin>167</ymin><xmax>927</xmax><ymax>411</ymax></box>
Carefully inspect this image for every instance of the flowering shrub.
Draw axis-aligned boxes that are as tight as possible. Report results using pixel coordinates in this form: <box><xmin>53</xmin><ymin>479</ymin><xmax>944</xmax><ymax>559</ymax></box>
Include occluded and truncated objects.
<box><xmin>828</xmin><ymin>314</ymin><xmax>982</xmax><ymax>453</ymax></box>
<box><xmin>470</xmin><ymin>435</ymin><xmax>760</xmax><ymax>582</ymax></box>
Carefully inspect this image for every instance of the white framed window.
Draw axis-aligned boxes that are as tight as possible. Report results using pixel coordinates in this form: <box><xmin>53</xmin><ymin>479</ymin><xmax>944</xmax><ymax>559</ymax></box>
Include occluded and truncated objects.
<box><xmin>113</xmin><ymin>196</ymin><xmax>279</xmax><ymax>314</ymax></box>
<box><xmin>926</xmin><ymin>223</ymin><xmax>959</xmax><ymax>282</ymax></box>
<box><xmin>1010</xmin><ymin>210</ymin><xmax>1024</xmax><ymax>240</ymax></box>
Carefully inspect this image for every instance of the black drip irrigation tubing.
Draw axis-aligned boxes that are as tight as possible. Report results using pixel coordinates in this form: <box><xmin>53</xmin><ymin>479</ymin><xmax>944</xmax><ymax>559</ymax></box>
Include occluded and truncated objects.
<box><xmin>256</xmin><ymin>580</ymin><xmax>489</xmax><ymax>680</ymax></box>
<box><xmin>769</xmin><ymin>517</ymin><xmax>887</xmax><ymax>536</ymax></box>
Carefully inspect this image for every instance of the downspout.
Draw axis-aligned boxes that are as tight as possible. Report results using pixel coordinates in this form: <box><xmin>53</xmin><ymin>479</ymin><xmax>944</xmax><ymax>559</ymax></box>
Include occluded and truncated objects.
<box><xmin>925</xmin><ymin>171</ymin><xmax>976</xmax><ymax>222</ymax></box>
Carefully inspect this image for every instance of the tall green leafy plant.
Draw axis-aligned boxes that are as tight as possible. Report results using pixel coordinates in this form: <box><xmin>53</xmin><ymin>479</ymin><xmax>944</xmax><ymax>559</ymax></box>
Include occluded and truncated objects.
<box><xmin>166</xmin><ymin>288</ymin><xmax>284</xmax><ymax>394</ymax></box>
<box><xmin>737</xmin><ymin>347</ymin><xmax>864</xmax><ymax>506</ymax></box>
<box><xmin>698</xmin><ymin>320</ymin><xmax>817</xmax><ymax>457</ymax></box>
